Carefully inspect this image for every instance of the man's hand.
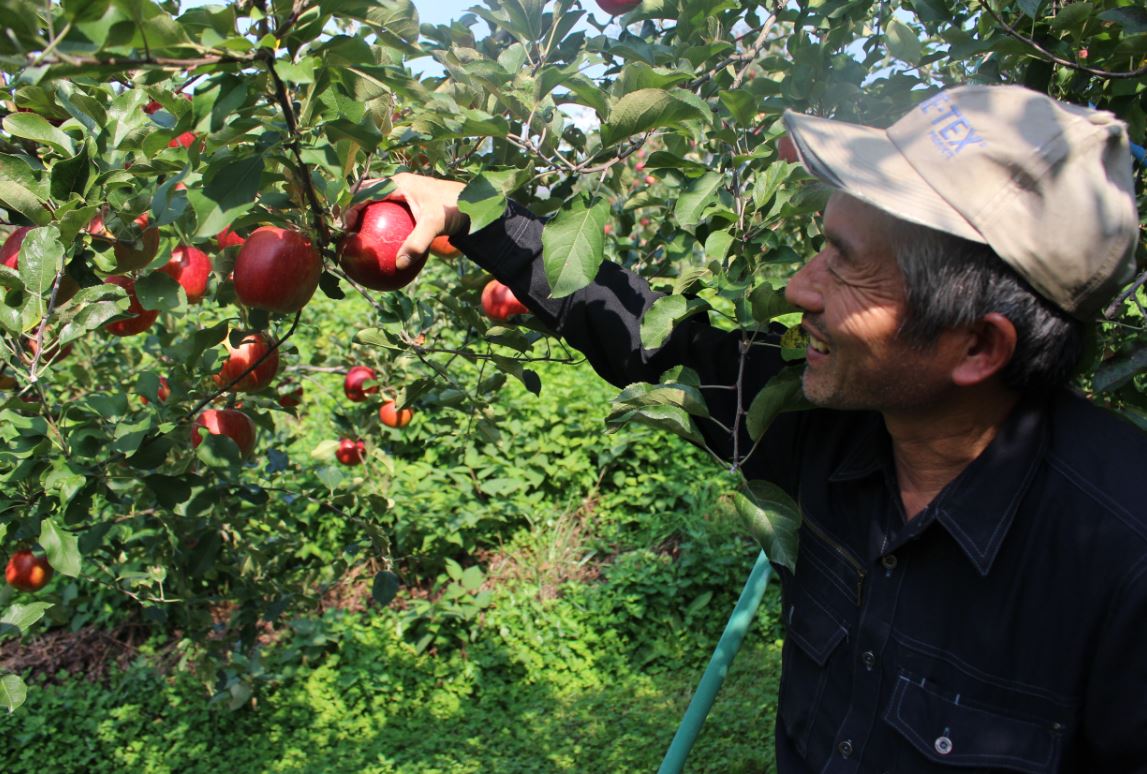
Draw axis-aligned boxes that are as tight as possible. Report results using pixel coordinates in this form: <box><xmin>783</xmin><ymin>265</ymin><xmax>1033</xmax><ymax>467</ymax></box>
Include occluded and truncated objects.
<box><xmin>381</xmin><ymin>172</ymin><xmax>467</xmax><ymax>272</ymax></box>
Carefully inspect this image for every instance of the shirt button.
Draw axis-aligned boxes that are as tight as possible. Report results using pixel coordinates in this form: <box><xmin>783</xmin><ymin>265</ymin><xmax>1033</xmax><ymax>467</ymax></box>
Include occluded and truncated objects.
<box><xmin>934</xmin><ymin>735</ymin><xmax>953</xmax><ymax>755</ymax></box>
<box><xmin>881</xmin><ymin>554</ymin><xmax>898</xmax><ymax>570</ymax></box>
<box><xmin>838</xmin><ymin>739</ymin><xmax>853</xmax><ymax>758</ymax></box>
<box><xmin>862</xmin><ymin>650</ymin><xmax>876</xmax><ymax>670</ymax></box>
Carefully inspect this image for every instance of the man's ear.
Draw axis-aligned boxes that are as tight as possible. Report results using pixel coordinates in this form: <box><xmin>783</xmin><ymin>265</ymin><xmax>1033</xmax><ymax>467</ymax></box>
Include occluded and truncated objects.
<box><xmin>951</xmin><ymin>312</ymin><xmax>1017</xmax><ymax>387</ymax></box>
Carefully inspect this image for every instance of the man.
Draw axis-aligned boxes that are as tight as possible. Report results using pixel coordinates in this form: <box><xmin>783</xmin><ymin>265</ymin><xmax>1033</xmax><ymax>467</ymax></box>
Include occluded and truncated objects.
<box><xmin>388</xmin><ymin>84</ymin><xmax>1147</xmax><ymax>771</ymax></box>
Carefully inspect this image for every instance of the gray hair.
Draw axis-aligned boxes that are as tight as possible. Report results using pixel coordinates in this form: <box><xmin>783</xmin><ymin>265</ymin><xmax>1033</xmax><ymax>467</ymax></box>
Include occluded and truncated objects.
<box><xmin>890</xmin><ymin>221</ymin><xmax>1084</xmax><ymax>393</ymax></box>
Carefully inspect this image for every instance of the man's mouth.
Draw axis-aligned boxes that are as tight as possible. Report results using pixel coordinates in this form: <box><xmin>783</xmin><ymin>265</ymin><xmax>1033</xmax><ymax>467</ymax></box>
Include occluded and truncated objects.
<box><xmin>806</xmin><ymin>329</ymin><xmax>830</xmax><ymax>355</ymax></box>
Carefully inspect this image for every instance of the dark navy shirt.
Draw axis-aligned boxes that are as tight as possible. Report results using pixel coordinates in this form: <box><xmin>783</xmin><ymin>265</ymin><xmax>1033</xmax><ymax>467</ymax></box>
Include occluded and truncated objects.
<box><xmin>455</xmin><ymin>202</ymin><xmax>1147</xmax><ymax>773</ymax></box>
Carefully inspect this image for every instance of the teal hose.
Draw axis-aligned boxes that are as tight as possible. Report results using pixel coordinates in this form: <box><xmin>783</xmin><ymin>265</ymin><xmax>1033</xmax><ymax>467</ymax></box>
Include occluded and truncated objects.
<box><xmin>658</xmin><ymin>550</ymin><xmax>773</xmax><ymax>774</ymax></box>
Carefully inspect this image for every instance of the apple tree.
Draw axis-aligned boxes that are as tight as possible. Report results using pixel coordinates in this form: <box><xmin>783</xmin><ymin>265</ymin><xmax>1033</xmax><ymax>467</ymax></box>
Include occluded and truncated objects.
<box><xmin>0</xmin><ymin>0</ymin><xmax>1144</xmax><ymax>711</ymax></box>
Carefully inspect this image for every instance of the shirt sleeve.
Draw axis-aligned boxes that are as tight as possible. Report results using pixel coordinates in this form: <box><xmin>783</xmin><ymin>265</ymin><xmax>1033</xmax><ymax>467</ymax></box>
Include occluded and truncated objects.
<box><xmin>451</xmin><ymin>200</ymin><xmax>807</xmax><ymax>490</ymax></box>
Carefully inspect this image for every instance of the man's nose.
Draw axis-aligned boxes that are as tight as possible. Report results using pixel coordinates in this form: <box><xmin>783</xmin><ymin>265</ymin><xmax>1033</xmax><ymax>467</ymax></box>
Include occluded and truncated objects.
<box><xmin>784</xmin><ymin>252</ymin><xmax>825</xmax><ymax>313</ymax></box>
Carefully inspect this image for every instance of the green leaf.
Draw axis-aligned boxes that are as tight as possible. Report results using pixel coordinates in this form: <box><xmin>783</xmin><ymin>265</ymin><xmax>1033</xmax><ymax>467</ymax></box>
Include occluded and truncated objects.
<box><xmin>57</xmin><ymin>286</ymin><xmax>127</xmax><ymax>344</ymax></box>
<box><xmin>0</xmin><ymin>675</ymin><xmax>27</xmax><ymax>714</ymax></box>
<box><xmin>730</xmin><ymin>480</ymin><xmax>800</xmax><ymax>573</ymax></box>
<box><xmin>606</xmin><ymin>404</ymin><xmax>704</xmax><ymax>445</ymax></box>
<box><xmin>143</xmin><ymin>475</ymin><xmax>193</xmax><ymax>510</ymax></box>
<box><xmin>134</xmin><ymin>270</ymin><xmax>184</xmax><ymax>311</ymax></box>
<box><xmin>1098</xmin><ymin>8</ymin><xmax>1147</xmax><ymax>33</ymax></box>
<box><xmin>195</xmin><ymin>432</ymin><xmax>245</xmax><ymax>467</ymax></box>
<box><xmin>2</xmin><ymin>113</ymin><xmax>75</xmax><ymax>156</ymax></box>
<box><xmin>1016</xmin><ymin>0</ymin><xmax>1043</xmax><ymax>18</ymax></box>
<box><xmin>189</xmin><ymin>155</ymin><xmax>263</xmax><ymax>239</ymax></box>
<box><xmin>42</xmin><ymin>462</ymin><xmax>86</xmax><ymax>508</ymax></box>
<box><xmin>17</xmin><ymin>227</ymin><xmax>64</xmax><ymax>302</ymax></box>
<box><xmin>886</xmin><ymin>19</ymin><xmax>922</xmax><ymax>65</ymax></box>
<box><xmin>640</xmin><ymin>294</ymin><xmax>708</xmax><ymax>349</ymax></box>
<box><xmin>1093</xmin><ymin>346</ymin><xmax>1147</xmax><ymax>394</ymax></box>
<box><xmin>746</xmin><ymin>366</ymin><xmax>806</xmax><ymax>441</ymax></box>
<box><xmin>674</xmin><ymin>171</ymin><xmax>723</xmax><ymax>227</ymax></box>
<box><xmin>719</xmin><ymin>89</ymin><xmax>756</xmax><ymax>126</ymax></box>
<box><xmin>459</xmin><ymin>565</ymin><xmax>483</xmax><ymax>591</ymax></box>
<box><xmin>459</xmin><ymin>170</ymin><xmax>521</xmax><ymax>233</ymax></box>
<box><xmin>1049</xmin><ymin>2</ymin><xmax>1092</xmax><ymax>31</ymax></box>
<box><xmin>0</xmin><ymin>602</ymin><xmax>52</xmax><ymax>634</ymax></box>
<box><xmin>50</xmin><ymin>144</ymin><xmax>91</xmax><ymax>201</ymax></box>
<box><xmin>601</xmin><ymin>88</ymin><xmax>711</xmax><ymax>146</ymax></box>
<box><xmin>39</xmin><ymin>519</ymin><xmax>81</xmax><ymax>578</ymax></box>
<box><xmin>613</xmin><ymin>381</ymin><xmax>710</xmax><ymax>418</ymax></box>
<box><xmin>110</xmin><ymin>414</ymin><xmax>153</xmax><ymax>455</ymax></box>
<box><xmin>372</xmin><ymin>571</ymin><xmax>401</xmax><ymax>606</ymax></box>
<box><xmin>311</xmin><ymin>439</ymin><xmax>341</xmax><ymax>459</ymax></box>
<box><xmin>749</xmin><ymin>283</ymin><xmax>797</xmax><ymax>324</ymax></box>
<box><xmin>541</xmin><ymin>195</ymin><xmax>609</xmax><ymax>298</ymax></box>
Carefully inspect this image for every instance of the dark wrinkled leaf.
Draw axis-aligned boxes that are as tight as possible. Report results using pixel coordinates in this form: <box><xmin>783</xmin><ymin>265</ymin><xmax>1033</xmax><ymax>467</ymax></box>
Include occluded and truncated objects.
<box><xmin>372</xmin><ymin>571</ymin><xmax>401</xmax><ymax>606</ymax></box>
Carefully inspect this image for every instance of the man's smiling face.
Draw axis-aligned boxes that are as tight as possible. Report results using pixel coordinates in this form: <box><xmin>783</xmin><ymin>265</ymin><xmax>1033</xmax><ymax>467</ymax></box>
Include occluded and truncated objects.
<box><xmin>783</xmin><ymin>193</ymin><xmax>965</xmax><ymax>413</ymax></box>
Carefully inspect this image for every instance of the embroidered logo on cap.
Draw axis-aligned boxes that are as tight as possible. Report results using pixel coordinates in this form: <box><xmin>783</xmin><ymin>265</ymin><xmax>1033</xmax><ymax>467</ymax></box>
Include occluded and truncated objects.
<box><xmin>919</xmin><ymin>93</ymin><xmax>986</xmax><ymax>158</ymax></box>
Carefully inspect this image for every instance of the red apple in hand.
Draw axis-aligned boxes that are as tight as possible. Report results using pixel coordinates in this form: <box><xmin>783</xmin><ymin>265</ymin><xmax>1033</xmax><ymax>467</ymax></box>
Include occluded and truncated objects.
<box><xmin>379</xmin><ymin>400</ymin><xmax>413</xmax><ymax>428</ymax></box>
<box><xmin>338</xmin><ymin>201</ymin><xmax>424</xmax><ymax>291</ymax></box>
<box><xmin>6</xmin><ymin>550</ymin><xmax>52</xmax><ymax>592</ymax></box>
<box><xmin>233</xmin><ymin>226</ymin><xmax>321</xmax><ymax>313</ymax></box>
<box><xmin>191</xmin><ymin>408</ymin><xmax>257</xmax><ymax>457</ymax></box>
<box><xmin>160</xmin><ymin>245</ymin><xmax>212</xmax><ymax>303</ymax></box>
<box><xmin>213</xmin><ymin>331</ymin><xmax>280</xmax><ymax>392</ymax></box>
<box><xmin>104</xmin><ymin>275</ymin><xmax>159</xmax><ymax>336</ymax></box>
<box><xmin>596</xmin><ymin>0</ymin><xmax>641</xmax><ymax>13</ymax></box>
<box><xmin>481</xmin><ymin>279</ymin><xmax>529</xmax><ymax>322</ymax></box>
<box><xmin>344</xmin><ymin>366</ymin><xmax>378</xmax><ymax>402</ymax></box>
<box><xmin>335</xmin><ymin>438</ymin><xmax>366</xmax><ymax>466</ymax></box>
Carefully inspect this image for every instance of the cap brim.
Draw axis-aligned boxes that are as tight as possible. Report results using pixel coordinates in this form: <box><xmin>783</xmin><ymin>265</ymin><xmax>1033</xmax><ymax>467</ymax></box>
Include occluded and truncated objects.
<box><xmin>782</xmin><ymin>110</ymin><xmax>985</xmax><ymax>244</ymax></box>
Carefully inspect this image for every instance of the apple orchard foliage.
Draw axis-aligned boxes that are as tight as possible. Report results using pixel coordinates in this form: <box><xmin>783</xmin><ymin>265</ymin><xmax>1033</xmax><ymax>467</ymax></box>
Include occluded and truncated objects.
<box><xmin>0</xmin><ymin>0</ymin><xmax>1145</xmax><ymax>711</ymax></box>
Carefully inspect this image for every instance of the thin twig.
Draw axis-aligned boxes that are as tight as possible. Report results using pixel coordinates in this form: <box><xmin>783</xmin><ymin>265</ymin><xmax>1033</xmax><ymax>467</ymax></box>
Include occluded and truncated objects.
<box><xmin>981</xmin><ymin>2</ymin><xmax>1147</xmax><ymax>79</ymax></box>
<box><xmin>1104</xmin><ymin>267</ymin><xmax>1147</xmax><ymax>319</ymax></box>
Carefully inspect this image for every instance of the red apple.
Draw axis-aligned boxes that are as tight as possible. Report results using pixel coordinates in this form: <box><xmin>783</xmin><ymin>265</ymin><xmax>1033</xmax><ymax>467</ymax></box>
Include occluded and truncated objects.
<box><xmin>217</xmin><ymin>227</ymin><xmax>246</xmax><ymax>250</ymax></box>
<box><xmin>191</xmin><ymin>408</ymin><xmax>257</xmax><ymax>457</ymax></box>
<box><xmin>379</xmin><ymin>400</ymin><xmax>413</xmax><ymax>428</ymax></box>
<box><xmin>104</xmin><ymin>275</ymin><xmax>159</xmax><ymax>336</ymax></box>
<box><xmin>213</xmin><ymin>331</ymin><xmax>280</xmax><ymax>392</ymax></box>
<box><xmin>1</xmin><ymin>226</ymin><xmax>30</xmax><ymax>269</ymax></box>
<box><xmin>481</xmin><ymin>279</ymin><xmax>529</xmax><ymax>322</ymax></box>
<box><xmin>140</xmin><ymin>376</ymin><xmax>171</xmax><ymax>405</ymax></box>
<box><xmin>5</xmin><ymin>550</ymin><xmax>52</xmax><ymax>592</ymax></box>
<box><xmin>160</xmin><ymin>245</ymin><xmax>212</xmax><ymax>303</ymax></box>
<box><xmin>344</xmin><ymin>365</ymin><xmax>378</xmax><ymax>402</ymax></box>
<box><xmin>233</xmin><ymin>226</ymin><xmax>321</xmax><ymax>313</ymax></box>
<box><xmin>168</xmin><ymin>131</ymin><xmax>198</xmax><ymax>149</ymax></box>
<box><xmin>644</xmin><ymin>174</ymin><xmax>656</xmax><ymax>185</ymax></box>
<box><xmin>596</xmin><ymin>0</ymin><xmax>641</xmax><ymax>13</ymax></box>
<box><xmin>603</xmin><ymin>223</ymin><xmax>613</xmax><ymax>235</ymax></box>
<box><xmin>335</xmin><ymin>438</ymin><xmax>366</xmax><ymax>466</ymax></box>
<box><xmin>429</xmin><ymin>234</ymin><xmax>461</xmax><ymax>259</ymax></box>
<box><xmin>338</xmin><ymin>201</ymin><xmax>424</xmax><ymax>291</ymax></box>
<box><xmin>277</xmin><ymin>382</ymin><xmax>303</xmax><ymax>408</ymax></box>
<box><xmin>777</xmin><ymin>135</ymin><xmax>799</xmax><ymax>164</ymax></box>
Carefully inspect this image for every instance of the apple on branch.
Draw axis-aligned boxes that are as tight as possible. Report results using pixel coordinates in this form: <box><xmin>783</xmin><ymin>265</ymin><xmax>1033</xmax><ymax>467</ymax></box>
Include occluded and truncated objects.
<box><xmin>481</xmin><ymin>279</ymin><xmax>529</xmax><ymax>322</ymax></box>
<box><xmin>104</xmin><ymin>276</ymin><xmax>159</xmax><ymax>336</ymax></box>
<box><xmin>379</xmin><ymin>400</ymin><xmax>413</xmax><ymax>429</ymax></box>
<box><xmin>344</xmin><ymin>366</ymin><xmax>379</xmax><ymax>402</ymax></box>
<box><xmin>191</xmin><ymin>408</ymin><xmax>257</xmax><ymax>458</ymax></box>
<box><xmin>335</xmin><ymin>438</ymin><xmax>366</xmax><ymax>466</ymax></box>
<box><xmin>233</xmin><ymin>226</ymin><xmax>321</xmax><ymax>313</ymax></box>
<box><xmin>160</xmin><ymin>245</ymin><xmax>212</xmax><ymax>304</ymax></box>
<box><xmin>213</xmin><ymin>331</ymin><xmax>280</xmax><ymax>392</ymax></box>
<box><xmin>5</xmin><ymin>550</ymin><xmax>53</xmax><ymax>592</ymax></box>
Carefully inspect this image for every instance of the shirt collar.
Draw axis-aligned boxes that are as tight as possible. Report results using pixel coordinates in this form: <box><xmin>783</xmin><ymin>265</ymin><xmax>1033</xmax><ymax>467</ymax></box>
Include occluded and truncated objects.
<box><xmin>826</xmin><ymin>397</ymin><xmax>1050</xmax><ymax>576</ymax></box>
<box><xmin>929</xmin><ymin>396</ymin><xmax>1048</xmax><ymax>576</ymax></box>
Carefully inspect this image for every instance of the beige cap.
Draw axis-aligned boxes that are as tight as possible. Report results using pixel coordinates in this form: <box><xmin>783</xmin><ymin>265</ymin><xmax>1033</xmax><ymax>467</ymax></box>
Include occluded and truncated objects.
<box><xmin>782</xmin><ymin>85</ymin><xmax>1139</xmax><ymax>318</ymax></box>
